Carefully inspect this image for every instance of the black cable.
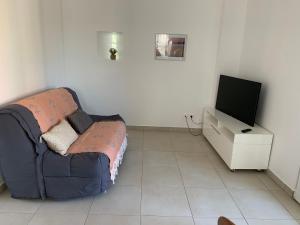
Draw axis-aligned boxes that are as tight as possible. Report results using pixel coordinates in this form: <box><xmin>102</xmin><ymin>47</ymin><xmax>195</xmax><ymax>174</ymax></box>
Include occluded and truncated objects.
<box><xmin>185</xmin><ymin>116</ymin><xmax>202</xmax><ymax>136</ymax></box>
<box><xmin>191</xmin><ymin>116</ymin><xmax>203</xmax><ymax>126</ymax></box>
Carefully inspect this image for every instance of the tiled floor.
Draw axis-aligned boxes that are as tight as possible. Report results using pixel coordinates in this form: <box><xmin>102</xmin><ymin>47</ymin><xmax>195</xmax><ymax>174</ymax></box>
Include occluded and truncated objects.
<box><xmin>1</xmin><ymin>129</ymin><xmax>300</xmax><ymax>225</ymax></box>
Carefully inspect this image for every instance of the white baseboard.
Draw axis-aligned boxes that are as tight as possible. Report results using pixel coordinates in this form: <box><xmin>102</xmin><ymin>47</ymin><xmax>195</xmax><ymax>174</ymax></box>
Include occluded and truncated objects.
<box><xmin>266</xmin><ymin>170</ymin><xmax>294</xmax><ymax>197</ymax></box>
<box><xmin>293</xmin><ymin>170</ymin><xmax>300</xmax><ymax>203</ymax></box>
<box><xmin>127</xmin><ymin>125</ymin><xmax>202</xmax><ymax>133</ymax></box>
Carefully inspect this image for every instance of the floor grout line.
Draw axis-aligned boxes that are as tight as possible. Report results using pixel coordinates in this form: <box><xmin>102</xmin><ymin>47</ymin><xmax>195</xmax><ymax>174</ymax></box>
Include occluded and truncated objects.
<box><xmin>26</xmin><ymin>211</ymin><xmax>39</xmax><ymax>225</ymax></box>
<box><xmin>83</xmin><ymin>196</ymin><xmax>95</xmax><ymax>225</ymax></box>
<box><xmin>140</xmin><ymin>128</ymin><xmax>145</xmax><ymax>225</ymax></box>
<box><xmin>213</xmin><ymin>165</ymin><xmax>250</xmax><ymax>225</ymax></box>
<box><xmin>25</xmin><ymin>199</ymin><xmax>43</xmax><ymax>225</ymax></box>
<box><xmin>87</xmin><ymin>212</ymin><xmax>196</xmax><ymax>217</ymax></box>
<box><xmin>174</xmin><ymin>143</ymin><xmax>197</xmax><ymax>225</ymax></box>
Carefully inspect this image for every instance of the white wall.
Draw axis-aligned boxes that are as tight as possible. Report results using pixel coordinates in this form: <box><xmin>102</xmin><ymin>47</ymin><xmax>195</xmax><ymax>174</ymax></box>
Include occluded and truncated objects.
<box><xmin>0</xmin><ymin>0</ymin><xmax>46</xmax><ymax>105</ymax></box>
<box><xmin>216</xmin><ymin>0</ymin><xmax>248</xmax><ymax>76</ymax></box>
<box><xmin>0</xmin><ymin>0</ymin><xmax>46</xmax><ymax>184</ymax></box>
<box><xmin>238</xmin><ymin>0</ymin><xmax>300</xmax><ymax>190</ymax></box>
<box><xmin>42</xmin><ymin>0</ymin><xmax>223</xmax><ymax>127</ymax></box>
<box><xmin>42</xmin><ymin>0</ymin><xmax>300</xmax><ymax>190</ymax></box>
<box><xmin>217</xmin><ymin>0</ymin><xmax>300</xmax><ymax>190</ymax></box>
<box><xmin>213</xmin><ymin>0</ymin><xmax>248</xmax><ymax>103</ymax></box>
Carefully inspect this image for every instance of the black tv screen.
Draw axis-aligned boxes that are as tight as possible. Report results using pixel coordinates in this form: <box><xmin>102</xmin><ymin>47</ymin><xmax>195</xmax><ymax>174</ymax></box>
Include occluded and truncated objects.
<box><xmin>216</xmin><ymin>75</ymin><xmax>261</xmax><ymax>127</ymax></box>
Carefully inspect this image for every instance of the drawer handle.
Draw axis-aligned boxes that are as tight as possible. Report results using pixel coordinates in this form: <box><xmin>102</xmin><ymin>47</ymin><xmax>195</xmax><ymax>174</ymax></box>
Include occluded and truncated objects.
<box><xmin>211</xmin><ymin>124</ymin><xmax>221</xmax><ymax>135</ymax></box>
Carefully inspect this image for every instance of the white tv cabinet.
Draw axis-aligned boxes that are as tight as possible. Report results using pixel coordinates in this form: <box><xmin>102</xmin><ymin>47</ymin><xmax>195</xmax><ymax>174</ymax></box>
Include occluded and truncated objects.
<box><xmin>203</xmin><ymin>107</ymin><xmax>273</xmax><ymax>170</ymax></box>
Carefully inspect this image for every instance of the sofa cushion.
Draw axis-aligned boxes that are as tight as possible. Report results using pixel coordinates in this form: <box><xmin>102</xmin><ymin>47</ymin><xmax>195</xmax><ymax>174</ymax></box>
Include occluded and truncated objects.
<box><xmin>16</xmin><ymin>88</ymin><xmax>78</xmax><ymax>133</ymax></box>
<box><xmin>42</xmin><ymin>120</ymin><xmax>78</xmax><ymax>155</ymax></box>
<box><xmin>68</xmin><ymin>121</ymin><xmax>126</xmax><ymax>180</ymax></box>
<box><xmin>67</xmin><ymin>109</ymin><xmax>93</xmax><ymax>134</ymax></box>
<box><xmin>43</xmin><ymin>150</ymin><xmax>109</xmax><ymax>178</ymax></box>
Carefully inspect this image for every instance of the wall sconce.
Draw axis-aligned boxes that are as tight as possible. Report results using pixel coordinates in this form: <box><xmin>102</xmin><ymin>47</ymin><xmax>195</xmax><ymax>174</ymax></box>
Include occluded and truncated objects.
<box><xmin>97</xmin><ymin>31</ymin><xmax>122</xmax><ymax>61</ymax></box>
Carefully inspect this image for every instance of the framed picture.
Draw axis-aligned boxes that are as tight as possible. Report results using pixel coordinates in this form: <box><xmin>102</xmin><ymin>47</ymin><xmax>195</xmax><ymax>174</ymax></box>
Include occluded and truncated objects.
<box><xmin>155</xmin><ymin>34</ymin><xmax>187</xmax><ymax>60</ymax></box>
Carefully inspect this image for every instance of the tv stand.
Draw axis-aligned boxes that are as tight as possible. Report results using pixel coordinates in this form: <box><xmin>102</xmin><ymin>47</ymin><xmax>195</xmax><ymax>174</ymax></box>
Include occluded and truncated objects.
<box><xmin>203</xmin><ymin>108</ymin><xmax>273</xmax><ymax>170</ymax></box>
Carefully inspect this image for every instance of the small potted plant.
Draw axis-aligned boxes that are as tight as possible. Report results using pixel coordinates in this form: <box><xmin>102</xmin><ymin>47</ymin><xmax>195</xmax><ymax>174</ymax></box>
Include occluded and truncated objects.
<box><xmin>109</xmin><ymin>48</ymin><xmax>118</xmax><ymax>60</ymax></box>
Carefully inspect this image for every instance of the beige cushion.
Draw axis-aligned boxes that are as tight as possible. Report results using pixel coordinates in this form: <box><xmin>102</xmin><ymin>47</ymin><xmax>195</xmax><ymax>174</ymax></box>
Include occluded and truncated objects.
<box><xmin>42</xmin><ymin>119</ymin><xmax>78</xmax><ymax>155</ymax></box>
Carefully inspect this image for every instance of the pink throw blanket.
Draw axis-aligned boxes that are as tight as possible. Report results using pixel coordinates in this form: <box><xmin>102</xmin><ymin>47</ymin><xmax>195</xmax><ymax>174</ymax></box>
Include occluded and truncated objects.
<box><xmin>16</xmin><ymin>88</ymin><xmax>78</xmax><ymax>133</ymax></box>
<box><xmin>68</xmin><ymin>121</ymin><xmax>126</xmax><ymax>170</ymax></box>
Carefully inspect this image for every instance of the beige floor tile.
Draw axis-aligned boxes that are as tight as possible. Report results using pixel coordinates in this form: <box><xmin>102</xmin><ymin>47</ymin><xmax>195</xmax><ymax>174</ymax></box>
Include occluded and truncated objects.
<box><xmin>207</xmin><ymin>151</ymin><xmax>229</xmax><ymax>171</ymax></box>
<box><xmin>230</xmin><ymin>189</ymin><xmax>292</xmax><ymax>219</ymax></box>
<box><xmin>116</xmin><ymin>163</ymin><xmax>142</xmax><ymax>186</ymax></box>
<box><xmin>127</xmin><ymin>138</ymin><xmax>143</xmax><ymax>151</ymax></box>
<box><xmin>28</xmin><ymin>213</ymin><xmax>86</xmax><ymax>225</ymax></box>
<box><xmin>143</xmin><ymin>131</ymin><xmax>172</xmax><ymax>139</ymax></box>
<box><xmin>218</xmin><ymin>171</ymin><xmax>267</xmax><ymax>190</ymax></box>
<box><xmin>186</xmin><ymin>188</ymin><xmax>242</xmax><ymax>218</ymax></box>
<box><xmin>176</xmin><ymin>151</ymin><xmax>207</xmax><ymax>157</ymax></box>
<box><xmin>198</xmin><ymin>139</ymin><xmax>216</xmax><ymax>155</ymax></box>
<box><xmin>143</xmin><ymin>131</ymin><xmax>172</xmax><ymax>151</ymax></box>
<box><xmin>127</xmin><ymin>129</ymin><xmax>143</xmax><ymax>151</ymax></box>
<box><xmin>201</xmin><ymin>138</ymin><xmax>215</xmax><ymax>148</ymax></box>
<box><xmin>141</xmin><ymin>186</ymin><xmax>191</xmax><ymax>216</ymax></box>
<box><xmin>85</xmin><ymin>214</ymin><xmax>140</xmax><ymax>225</ymax></box>
<box><xmin>176</xmin><ymin>152</ymin><xmax>215</xmax><ymax>170</ymax></box>
<box><xmin>143</xmin><ymin>140</ymin><xmax>173</xmax><ymax>152</ymax></box>
<box><xmin>117</xmin><ymin>149</ymin><xmax>142</xmax><ymax>186</ymax></box>
<box><xmin>37</xmin><ymin>196</ymin><xmax>93</xmax><ymax>214</ymax></box>
<box><xmin>247</xmin><ymin>219</ymin><xmax>300</xmax><ymax>225</ymax></box>
<box><xmin>142</xmin><ymin>165</ymin><xmax>183</xmax><ymax>187</ymax></box>
<box><xmin>170</xmin><ymin>131</ymin><xmax>203</xmax><ymax>142</ymax></box>
<box><xmin>142</xmin><ymin>216</ymin><xmax>194</xmax><ymax>225</ymax></box>
<box><xmin>171</xmin><ymin>139</ymin><xmax>207</xmax><ymax>153</ymax></box>
<box><xmin>0</xmin><ymin>191</ymin><xmax>41</xmax><ymax>213</ymax></box>
<box><xmin>271</xmin><ymin>189</ymin><xmax>300</xmax><ymax>219</ymax></box>
<box><xmin>199</xmin><ymin>139</ymin><xmax>215</xmax><ymax>150</ymax></box>
<box><xmin>170</xmin><ymin>134</ymin><xmax>202</xmax><ymax>145</ymax></box>
<box><xmin>143</xmin><ymin>151</ymin><xmax>177</xmax><ymax>167</ymax></box>
<box><xmin>90</xmin><ymin>186</ymin><xmax>141</xmax><ymax>215</ymax></box>
<box><xmin>122</xmin><ymin>150</ymin><xmax>143</xmax><ymax>166</ymax></box>
<box><xmin>127</xmin><ymin>129</ymin><xmax>143</xmax><ymax>139</ymax></box>
<box><xmin>143</xmin><ymin>132</ymin><xmax>171</xmax><ymax>145</ymax></box>
<box><xmin>256</xmin><ymin>173</ymin><xmax>282</xmax><ymax>190</ymax></box>
<box><xmin>180</xmin><ymin>167</ymin><xmax>225</xmax><ymax>188</ymax></box>
<box><xmin>143</xmin><ymin>143</ymin><xmax>173</xmax><ymax>152</ymax></box>
<box><xmin>0</xmin><ymin>213</ymin><xmax>33</xmax><ymax>225</ymax></box>
<box><xmin>194</xmin><ymin>218</ymin><xmax>248</xmax><ymax>225</ymax></box>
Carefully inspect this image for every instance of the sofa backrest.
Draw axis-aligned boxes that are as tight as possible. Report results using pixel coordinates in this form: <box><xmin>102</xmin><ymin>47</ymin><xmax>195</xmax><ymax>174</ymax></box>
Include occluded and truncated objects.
<box><xmin>16</xmin><ymin>88</ymin><xmax>78</xmax><ymax>133</ymax></box>
<box><xmin>0</xmin><ymin>88</ymin><xmax>80</xmax><ymax>198</ymax></box>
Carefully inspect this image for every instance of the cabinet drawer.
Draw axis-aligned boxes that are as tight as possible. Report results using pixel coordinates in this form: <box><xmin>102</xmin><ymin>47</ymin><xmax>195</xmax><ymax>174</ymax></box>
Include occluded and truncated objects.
<box><xmin>204</xmin><ymin>123</ymin><xmax>233</xmax><ymax>168</ymax></box>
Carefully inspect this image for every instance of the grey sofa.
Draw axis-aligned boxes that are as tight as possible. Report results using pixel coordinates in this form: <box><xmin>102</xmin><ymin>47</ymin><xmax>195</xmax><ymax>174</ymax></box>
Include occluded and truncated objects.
<box><xmin>0</xmin><ymin>88</ymin><xmax>125</xmax><ymax>200</ymax></box>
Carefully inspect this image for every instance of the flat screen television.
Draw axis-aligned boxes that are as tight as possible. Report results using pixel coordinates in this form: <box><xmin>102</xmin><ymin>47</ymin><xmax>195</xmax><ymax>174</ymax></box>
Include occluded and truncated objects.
<box><xmin>216</xmin><ymin>75</ymin><xmax>262</xmax><ymax>127</ymax></box>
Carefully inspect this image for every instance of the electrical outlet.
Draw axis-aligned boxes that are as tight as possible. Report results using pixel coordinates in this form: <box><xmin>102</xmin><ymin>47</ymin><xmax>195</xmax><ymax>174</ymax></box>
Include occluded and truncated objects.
<box><xmin>184</xmin><ymin>113</ymin><xmax>194</xmax><ymax>118</ymax></box>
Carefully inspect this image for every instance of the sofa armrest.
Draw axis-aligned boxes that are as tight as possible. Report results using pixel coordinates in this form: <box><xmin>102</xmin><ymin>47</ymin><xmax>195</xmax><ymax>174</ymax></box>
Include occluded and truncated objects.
<box><xmin>89</xmin><ymin>114</ymin><xmax>125</xmax><ymax>123</ymax></box>
<box><xmin>43</xmin><ymin>151</ymin><xmax>110</xmax><ymax>178</ymax></box>
<box><xmin>43</xmin><ymin>150</ymin><xmax>112</xmax><ymax>199</ymax></box>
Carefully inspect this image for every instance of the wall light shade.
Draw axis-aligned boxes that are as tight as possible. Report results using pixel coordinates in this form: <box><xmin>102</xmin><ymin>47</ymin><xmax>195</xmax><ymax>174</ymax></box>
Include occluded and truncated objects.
<box><xmin>97</xmin><ymin>31</ymin><xmax>122</xmax><ymax>61</ymax></box>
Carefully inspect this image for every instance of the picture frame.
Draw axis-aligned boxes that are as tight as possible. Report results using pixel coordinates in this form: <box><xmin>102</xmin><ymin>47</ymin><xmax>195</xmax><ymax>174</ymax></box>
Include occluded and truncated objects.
<box><xmin>155</xmin><ymin>34</ymin><xmax>187</xmax><ymax>61</ymax></box>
